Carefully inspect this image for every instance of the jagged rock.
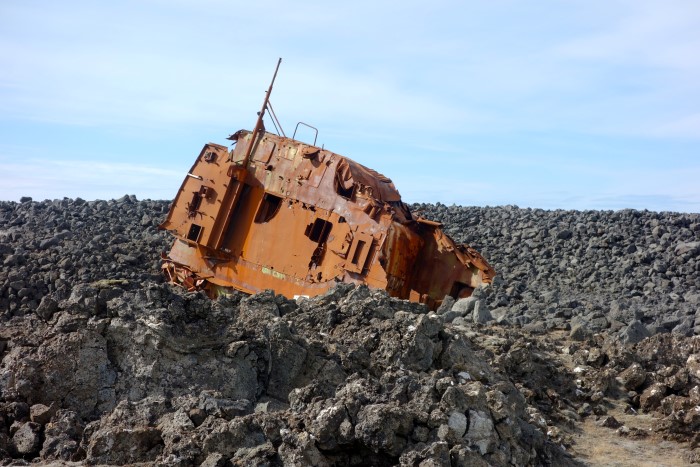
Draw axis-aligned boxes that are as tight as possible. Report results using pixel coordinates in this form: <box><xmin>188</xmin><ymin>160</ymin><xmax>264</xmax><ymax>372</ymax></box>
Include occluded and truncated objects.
<box><xmin>1</xmin><ymin>329</ymin><xmax>115</xmax><ymax>419</ymax></box>
<box><xmin>464</xmin><ymin>410</ymin><xmax>496</xmax><ymax>455</ymax></box>
<box><xmin>86</xmin><ymin>425</ymin><xmax>163</xmax><ymax>464</ymax></box>
<box><xmin>472</xmin><ymin>300</ymin><xmax>493</xmax><ymax>324</ymax></box>
<box><xmin>354</xmin><ymin>403</ymin><xmax>413</xmax><ymax>457</ymax></box>
<box><xmin>640</xmin><ymin>383</ymin><xmax>667</xmax><ymax>411</ymax></box>
<box><xmin>29</xmin><ymin>403</ymin><xmax>56</xmax><ymax>424</ymax></box>
<box><xmin>599</xmin><ymin>416</ymin><xmax>622</xmax><ymax>428</ymax></box>
<box><xmin>557</xmin><ymin>229</ymin><xmax>573</xmax><ymax>240</ymax></box>
<box><xmin>436</xmin><ymin>295</ymin><xmax>455</xmax><ymax>315</ymax></box>
<box><xmin>452</xmin><ymin>297</ymin><xmax>478</xmax><ymax>315</ymax></box>
<box><xmin>40</xmin><ymin>410</ymin><xmax>83</xmax><ymax>461</ymax></box>
<box><xmin>35</xmin><ymin>296</ymin><xmax>58</xmax><ymax>321</ymax></box>
<box><xmin>278</xmin><ymin>430</ymin><xmax>330</xmax><ymax>467</ymax></box>
<box><xmin>200</xmin><ymin>452</ymin><xmax>227</xmax><ymax>467</ymax></box>
<box><xmin>674</xmin><ymin>241</ymin><xmax>700</xmax><ymax>256</ymax></box>
<box><xmin>447</xmin><ymin>411</ymin><xmax>468</xmax><ymax>437</ymax></box>
<box><xmin>3</xmin><ymin>402</ymin><xmax>30</xmax><ymax>426</ymax></box>
<box><xmin>569</xmin><ymin>324</ymin><xmax>591</xmax><ymax>342</ymax></box>
<box><xmin>200</xmin><ymin>398</ymin><xmax>253</xmax><ymax>420</ymax></box>
<box><xmin>617</xmin><ymin>363</ymin><xmax>647</xmax><ymax>391</ymax></box>
<box><xmin>619</xmin><ymin>320</ymin><xmax>651</xmax><ymax>345</ymax></box>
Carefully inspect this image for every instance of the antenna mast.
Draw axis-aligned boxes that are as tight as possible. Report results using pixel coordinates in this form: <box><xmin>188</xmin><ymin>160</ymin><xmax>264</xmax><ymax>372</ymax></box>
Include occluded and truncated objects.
<box><xmin>244</xmin><ymin>58</ymin><xmax>282</xmax><ymax>164</ymax></box>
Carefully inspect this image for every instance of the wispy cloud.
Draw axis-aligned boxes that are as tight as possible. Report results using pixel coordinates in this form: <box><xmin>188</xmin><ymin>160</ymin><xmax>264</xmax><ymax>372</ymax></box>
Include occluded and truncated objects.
<box><xmin>0</xmin><ymin>157</ymin><xmax>183</xmax><ymax>201</ymax></box>
<box><xmin>0</xmin><ymin>1</ymin><xmax>699</xmax><ymax>210</ymax></box>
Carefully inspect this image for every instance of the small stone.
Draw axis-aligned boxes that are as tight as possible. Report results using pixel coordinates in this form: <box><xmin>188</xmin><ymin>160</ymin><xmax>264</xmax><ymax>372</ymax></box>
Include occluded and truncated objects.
<box><xmin>36</xmin><ymin>296</ymin><xmax>59</xmax><ymax>321</ymax></box>
<box><xmin>187</xmin><ymin>408</ymin><xmax>207</xmax><ymax>427</ymax></box>
<box><xmin>447</xmin><ymin>411</ymin><xmax>467</xmax><ymax>438</ymax></box>
<box><xmin>452</xmin><ymin>297</ymin><xmax>478</xmax><ymax>315</ymax></box>
<box><xmin>617</xmin><ymin>363</ymin><xmax>647</xmax><ymax>391</ymax></box>
<box><xmin>12</xmin><ymin>421</ymin><xmax>42</xmax><ymax>456</ymax></box>
<box><xmin>598</xmin><ymin>416</ymin><xmax>622</xmax><ymax>429</ymax></box>
<box><xmin>464</xmin><ymin>410</ymin><xmax>494</xmax><ymax>455</ymax></box>
<box><xmin>640</xmin><ymin>383</ymin><xmax>667</xmax><ymax>411</ymax></box>
<box><xmin>618</xmin><ymin>320</ymin><xmax>651</xmax><ymax>345</ymax></box>
<box><xmin>557</xmin><ymin>229</ymin><xmax>573</xmax><ymax>240</ymax></box>
<box><xmin>30</xmin><ymin>403</ymin><xmax>57</xmax><ymax>425</ymax></box>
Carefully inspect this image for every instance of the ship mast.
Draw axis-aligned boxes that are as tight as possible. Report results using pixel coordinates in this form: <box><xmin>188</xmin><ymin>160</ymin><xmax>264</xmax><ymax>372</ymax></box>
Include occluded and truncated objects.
<box><xmin>244</xmin><ymin>58</ymin><xmax>282</xmax><ymax>164</ymax></box>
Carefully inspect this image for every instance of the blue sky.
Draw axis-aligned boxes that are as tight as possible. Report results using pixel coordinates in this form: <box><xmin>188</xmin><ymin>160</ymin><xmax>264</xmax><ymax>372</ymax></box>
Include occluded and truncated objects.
<box><xmin>1</xmin><ymin>1</ymin><xmax>699</xmax><ymax>212</ymax></box>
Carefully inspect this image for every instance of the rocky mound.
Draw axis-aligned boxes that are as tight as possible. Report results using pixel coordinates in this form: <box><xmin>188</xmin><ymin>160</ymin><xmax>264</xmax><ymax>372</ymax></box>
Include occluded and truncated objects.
<box><xmin>414</xmin><ymin>203</ymin><xmax>700</xmax><ymax>340</ymax></box>
<box><xmin>0</xmin><ymin>197</ymin><xmax>699</xmax><ymax>465</ymax></box>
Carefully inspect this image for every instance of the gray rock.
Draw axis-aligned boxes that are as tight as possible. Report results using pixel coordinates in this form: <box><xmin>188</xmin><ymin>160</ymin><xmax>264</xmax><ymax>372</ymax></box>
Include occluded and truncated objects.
<box><xmin>12</xmin><ymin>422</ymin><xmax>42</xmax><ymax>456</ymax></box>
<box><xmin>619</xmin><ymin>320</ymin><xmax>651</xmax><ymax>345</ymax></box>
<box><xmin>447</xmin><ymin>411</ymin><xmax>468</xmax><ymax>437</ymax></box>
<box><xmin>570</xmin><ymin>324</ymin><xmax>591</xmax><ymax>341</ymax></box>
<box><xmin>598</xmin><ymin>416</ymin><xmax>622</xmax><ymax>428</ymax></box>
<box><xmin>640</xmin><ymin>383</ymin><xmax>667</xmax><ymax>411</ymax></box>
<box><xmin>674</xmin><ymin>241</ymin><xmax>700</xmax><ymax>256</ymax></box>
<box><xmin>40</xmin><ymin>410</ymin><xmax>83</xmax><ymax>461</ymax></box>
<box><xmin>464</xmin><ymin>410</ymin><xmax>495</xmax><ymax>455</ymax></box>
<box><xmin>35</xmin><ymin>296</ymin><xmax>59</xmax><ymax>321</ymax></box>
<box><xmin>436</xmin><ymin>295</ymin><xmax>455</xmax><ymax>315</ymax></box>
<box><xmin>86</xmin><ymin>426</ymin><xmax>163</xmax><ymax>464</ymax></box>
<box><xmin>557</xmin><ymin>229</ymin><xmax>573</xmax><ymax>240</ymax></box>
<box><xmin>452</xmin><ymin>296</ymin><xmax>478</xmax><ymax>315</ymax></box>
<box><xmin>200</xmin><ymin>452</ymin><xmax>227</xmax><ymax>467</ymax></box>
<box><xmin>200</xmin><ymin>398</ymin><xmax>252</xmax><ymax>420</ymax></box>
<box><xmin>472</xmin><ymin>300</ymin><xmax>493</xmax><ymax>324</ymax></box>
<box><xmin>354</xmin><ymin>404</ymin><xmax>412</xmax><ymax>457</ymax></box>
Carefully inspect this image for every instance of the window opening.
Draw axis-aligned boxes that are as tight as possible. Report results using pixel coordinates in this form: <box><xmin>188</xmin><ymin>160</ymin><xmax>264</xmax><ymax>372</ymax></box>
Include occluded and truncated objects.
<box><xmin>305</xmin><ymin>218</ymin><xmax>332</xmax><ymax>244</ymax></box>
<box><xmin>254</xmin><ymin>193</ymin><xmax>283</xmax><ymax>223</ymax></box>
<box><xmin>345</xmin><ymin>233</ymin><xmax>374</xmax><ymax>274</ymax></box>
<box><xmin>351</xmin><ymin>240</ymin><xmax>366</xmax><ymax>265</ymax></box>
<box><xmin>187</xmin><ymin>223</ymin><xmax>203</xmax><ymax>242</ymax></box>
<box><xmin>187</xmin><ymin>192</ymin><xmax>202</xmax><ymax>218</ymax></box>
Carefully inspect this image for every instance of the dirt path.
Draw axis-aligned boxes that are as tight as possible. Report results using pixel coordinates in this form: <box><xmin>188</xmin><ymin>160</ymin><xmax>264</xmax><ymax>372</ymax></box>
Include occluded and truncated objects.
<box><xmin>538</xmin><ymin>332</ymin><xmax>697</xmax><ymax>466</ymax></box>
<box><xmin>568</xmin><ymin>404</ymin><xmax>691</xmax><ymax>466</ymax></box>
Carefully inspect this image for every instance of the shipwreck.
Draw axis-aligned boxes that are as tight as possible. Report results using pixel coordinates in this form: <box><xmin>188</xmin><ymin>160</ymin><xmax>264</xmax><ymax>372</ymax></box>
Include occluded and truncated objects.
<box><xmin>159</xmin><ymin>59</ymin><xmax>495</xmax><ymax>310</ymax></box>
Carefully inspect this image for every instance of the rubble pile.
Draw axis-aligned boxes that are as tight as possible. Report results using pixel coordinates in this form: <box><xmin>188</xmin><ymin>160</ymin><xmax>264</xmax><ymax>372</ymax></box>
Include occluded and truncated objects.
<box><xmin>0</xmin><ymin>196</ymin><xmax>170</xmax><ymax>317</ymax></box>
<box><xmin>1</xmin><ymin>197</ymin><xmax>699</xmax><ymax>465</ymax></box>
<box><xmin>416</xmin><ymin>203</ymin><xmax>700</xmax><ymax>339</ymax></box>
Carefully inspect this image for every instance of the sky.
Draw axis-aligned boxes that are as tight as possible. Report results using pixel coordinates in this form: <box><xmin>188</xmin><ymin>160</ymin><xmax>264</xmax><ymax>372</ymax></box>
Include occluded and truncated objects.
<box><xmin>1</xmin><ymin>1</ymin><xmax>699</xmax><ymax>212</ymax></box>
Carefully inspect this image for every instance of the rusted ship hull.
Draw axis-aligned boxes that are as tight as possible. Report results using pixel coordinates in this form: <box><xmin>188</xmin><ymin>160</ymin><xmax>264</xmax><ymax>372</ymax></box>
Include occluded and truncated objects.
<box><xmin>160</xmin><ymin>129</ymin><xmax>495</xmax><ymax>310</ymax></box>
